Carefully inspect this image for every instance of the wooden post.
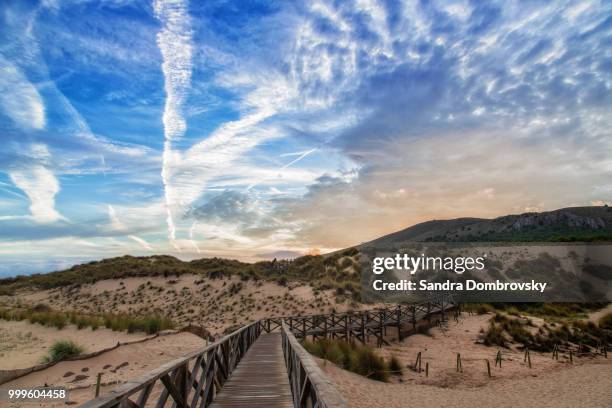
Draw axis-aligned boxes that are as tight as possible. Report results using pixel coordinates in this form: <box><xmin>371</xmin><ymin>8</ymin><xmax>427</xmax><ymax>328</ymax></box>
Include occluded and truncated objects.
<box><xmin>486</xmin><ymin>359</ymin><xmax>491</xmax><ymax>378</ymax></box>
<box><xmin>523</xmin><ymin>348</ymin><xmax>531</xmax><ymax>368</ymax></box>
<box><xmin>324</xmin><ymin>315</ymin><xmax>328</xmax><ymax>339</ymax></box>
<box><xmin>95</xmin><ymin>373</ymin><xmax>102</xmax><ymax>397</ymax></box>
<box><xmin>425</xmin><ymin>362</ymin><xmax>429</xmax><ymax>377</ymax></box>
<box><xmin>569</xmin><ymin>350</ymin><xmax>573</xmax><ymax>364</ymax></box>
<box><xmin>456</xmin><ymin>353</ymin><xmax>462</xmax><ymax>373</ymax></box>
<box><xmin>361</xmin><ymin>313</ymin><xmax>366</xmax><ymax>344</ymax></box>
<box><xmin>495</xmin><ymin>350</ymin><xmax>502</xmax><ymax>368</ymax></box>
<box><xmin>396</xmin><ymin>305</ymin><xmax>402</xmax><ymax>342</ymax></box>
<box><xmin>414</xmin><ymin>351</ymin><xmax>422</xmax><ymax>372</ymax></box>
<box><xmin>378</xmin><ymin>310</ymin><xmax>384</xmax><ymax>347</ymax></box>
<box><xmin>527</xmin><ymin>350</ymin><xmax>531</xmax><ymax>368</ymax></box>
<box><xmin>345</xmin><ymin>315</ymin><xmax>350</xmax><ymax>341</ymax></box>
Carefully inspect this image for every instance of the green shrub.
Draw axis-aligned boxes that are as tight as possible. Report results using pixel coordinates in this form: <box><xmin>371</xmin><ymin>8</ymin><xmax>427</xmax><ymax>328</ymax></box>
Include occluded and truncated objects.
<box><xmin>599</xmin><ymin>313</ymin><xmax>612</xmax><ymax>330</ymax></box>
<box><xmin>42</xmin><ymin>340</ymin><xmax>84</xmax><ymax>363</ymax></box>
<box><xmin>107</xmin><ymin>314</ymin><xmax>174</xmax><ymax>334</ymax></box>
<box><xmin>349</xmin><ymin>346</ymin><xmax>389</xmax><ymax>381</ymax></box>
<box><xmin>388</xmin><ymin>355</ymin><xmax>403</xmax><ymax>375</ymax></box>
<box><xmin>483</xmin><ymin>323</ymin><xmax>506</xmax><ymax>347</ymax></box>
<box><xmin>464</xmin><ymin>303</ymin><xmax>495</xmax><ymax>315</ymax></box>
<box><xmin>303</xmin><ymin>338</ymin><xmax>389</xmax><ymax>382</ymax></box>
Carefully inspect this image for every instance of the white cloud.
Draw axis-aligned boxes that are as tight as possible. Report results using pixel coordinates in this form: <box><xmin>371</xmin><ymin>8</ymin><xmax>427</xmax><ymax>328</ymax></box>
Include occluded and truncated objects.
<box><xmin>9</xmin><ymin>165</ymin><xmax>63</xmax><ymax>224</ymax></box>
<box><xmin>0</xmin><ymin>56</ymin><xmax>45</xmax><ymax>130</ymax></box>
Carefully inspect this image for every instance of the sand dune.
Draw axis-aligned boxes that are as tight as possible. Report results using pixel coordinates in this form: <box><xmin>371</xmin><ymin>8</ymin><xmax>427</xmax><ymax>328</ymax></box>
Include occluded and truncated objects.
<box><xmin>320</xmin><ymin>312</ymin><xmax>612</xmax><ymax>407</ymax></box>
<box><xmin>0</xmin><ymin>320</ymin><xmax>149</xmax><ymax>370</ymax></box>
<box><xmin>3</xmin><ymin>332</ymin><xmax>207</xmax><ymax>407</ymax></box>
<box><xmin>324</xmin><ymin>360</ymin><xmax>612</xmax><ymax>408</ymax></box>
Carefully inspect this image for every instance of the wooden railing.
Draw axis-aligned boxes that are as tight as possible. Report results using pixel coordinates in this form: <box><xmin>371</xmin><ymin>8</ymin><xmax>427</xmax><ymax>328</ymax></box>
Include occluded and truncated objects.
<box><xmin>79</xmin><ymin>321</ymin><xmax>261</xmax><ymax>408</ymax></box>
<box><xmin>275</xmin><ymin>294</ymin><xmax>456</xmax><ymax>346</ymax></box>
<box><xmin>281</xmin><ymin>321</ymin><xmax>349</xmax><ymax>408</ymax></box>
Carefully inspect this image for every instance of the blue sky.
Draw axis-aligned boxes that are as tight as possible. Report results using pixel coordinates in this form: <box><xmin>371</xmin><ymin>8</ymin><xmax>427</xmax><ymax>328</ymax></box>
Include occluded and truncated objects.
<box><xmin>0</xmin><ymin>0</ymin><xmax>611</xmax><ymax>276</ymax></box>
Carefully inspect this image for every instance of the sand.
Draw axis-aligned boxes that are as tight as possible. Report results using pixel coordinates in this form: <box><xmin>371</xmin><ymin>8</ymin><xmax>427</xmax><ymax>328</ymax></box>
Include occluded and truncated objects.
<box><xmin>319</xmin><ymin>311</ymin><xmax>612</xmax><ymax>407</ymax></box>
<box><xmin>2</xmin><ymin>332</ymin><xmax>207</xmax><ymax>407</ymax></box>
<box><xmin>324</xmin><ymin>360</ymin><xmax>612</xmax><ymax>408</ymax></box>
<box><xmin>0</xmin><ymin>320</ymin><xmax>148</xmax><ymax>370</ymax></box>
<box><xmin>4</xmin><ymin>274</ymin><xmax>361</xmax><ymax>336</ymax></box>
<box><xmin>589</xmin><ymin>303</ymin><xmax>612</xmax><ymax>323</ymax></box>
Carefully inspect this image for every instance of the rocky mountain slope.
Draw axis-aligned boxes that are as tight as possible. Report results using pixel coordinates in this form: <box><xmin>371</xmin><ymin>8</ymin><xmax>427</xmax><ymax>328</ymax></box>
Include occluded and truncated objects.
<box><xmin>365</xmin><ymin>206</ymin><xmax>612</xmax><ymax>246</ymax></box>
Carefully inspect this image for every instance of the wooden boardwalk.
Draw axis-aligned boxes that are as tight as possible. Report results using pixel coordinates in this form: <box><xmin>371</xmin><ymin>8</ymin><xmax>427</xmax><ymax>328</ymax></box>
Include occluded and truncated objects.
<box><xmin>210</xmin><ymin>332</ymin><xmax>293</xmax><ymax>408</ymax></box>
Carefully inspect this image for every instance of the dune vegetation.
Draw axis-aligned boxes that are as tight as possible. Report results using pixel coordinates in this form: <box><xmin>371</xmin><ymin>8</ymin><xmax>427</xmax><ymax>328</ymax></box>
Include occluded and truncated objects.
<box><xmin>42</xmin><ymin>340</ymin><xmax>84</xmax><ymax>363</ymax></box>
<box><xmin>302</xmin><ymin>338</ymin><xmax>402</xmax><ymax>382</ymax></box>
<box><xmin>0</xmin><ymin>303</ymin><xmax>174</xmax><ymax>334</ymax></box>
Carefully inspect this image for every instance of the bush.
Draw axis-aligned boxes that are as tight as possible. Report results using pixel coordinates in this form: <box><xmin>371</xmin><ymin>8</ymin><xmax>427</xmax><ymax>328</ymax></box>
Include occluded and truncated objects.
<box><xmin>349</xmin><ymin>346</ymin><xmax>389</xmax><ymax>381</ymax></box>
<box><xmin>303</xmin><ymin>338</ymin><xmax>389</xmax><ymax>382</ymax></box>
<box><xmin>42</xmin><ymin>340</ymin><xmax>84</xmax><ymax>363</ymax></box>
<box><xmin>599</xmin><ymin>313</ymin><xmax>612</xmax><ymax>330</ymax></box>
<box><xmin>106</xmin><ymin>314</ymin><xmax>174</xmax><ymax>334</ymax></box>
<box><xmin>388</xmin><ymin>355</ymin><xmax>403</xmax><ymax>375</ymax></box>
<box><xmin>483</xmin><ymin>323</ymin><xmax>506</xmax><ymax>347</ymax></box>
<box><xmin>464</xmin><ymin>303</ymin><xmax>495</xmax><ymax>315</ymax></box>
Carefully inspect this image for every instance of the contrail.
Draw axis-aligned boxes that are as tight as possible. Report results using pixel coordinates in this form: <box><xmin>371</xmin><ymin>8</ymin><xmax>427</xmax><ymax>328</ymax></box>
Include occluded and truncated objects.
<box><xmin>129</xmin><ymin>235</ymin><xmax>153</xmax><ymax>251</ymax></box>
<box><xmin>189</xmin><ymin>221</ymin><xmax>201</xmax><ymax>253</ymax></box>
<box><xmin>153</xmin><ymin>0</ymin><xmax>193</xmax><ymax>252</ymax></box>
<box><xmin>246</xmin><ymin>147</ymin><xmax>317</xmax><ymax>191</ymax></box>
<box><xmin>280</xmin><ymin>148</ymin><xmax>317</xmax><ymax>169</ymax></box>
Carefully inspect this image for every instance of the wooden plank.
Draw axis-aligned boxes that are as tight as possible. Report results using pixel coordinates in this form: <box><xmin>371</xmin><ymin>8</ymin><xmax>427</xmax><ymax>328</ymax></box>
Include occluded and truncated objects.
<box><xmin>210</xmin><ymin>333</ymin><xmax>293</xmax><ymax>408</ymax></box>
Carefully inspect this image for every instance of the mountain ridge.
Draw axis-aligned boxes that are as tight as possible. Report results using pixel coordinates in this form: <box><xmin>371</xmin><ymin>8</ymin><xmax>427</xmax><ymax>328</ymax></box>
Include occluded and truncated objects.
<box><xmin>363</xmin><ymin>206</ymin><xmax>612</xmax><ymax>246</ymax></box>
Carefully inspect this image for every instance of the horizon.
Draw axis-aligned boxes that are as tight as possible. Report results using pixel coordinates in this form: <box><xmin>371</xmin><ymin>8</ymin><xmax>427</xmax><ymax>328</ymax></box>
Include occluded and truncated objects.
<box><xmin>1</xmin><ymin>1</ymin><xmax>611</xmax><ymax>277</ymax></box>
<box><xmin>1</xmin><ymin>203</ymin><xmax>609</xmax><ymax>279</ymax></box>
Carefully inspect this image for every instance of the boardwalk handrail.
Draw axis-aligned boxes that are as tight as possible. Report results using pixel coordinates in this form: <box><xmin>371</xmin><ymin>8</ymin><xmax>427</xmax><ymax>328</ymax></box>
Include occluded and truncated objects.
<box><xmin>78</xmin><ymin>321</ymin><xmax>262</xmax><ymax>408</ymax></box>
<box><xmin>270</xmin><ymin>294</ymin><xmax>457</xmax><ymax>345</ymax></box>
<box><xmin>281</xmin><ymin>321</ymin><xmax>349</xmax><ymax>408</ymax></box>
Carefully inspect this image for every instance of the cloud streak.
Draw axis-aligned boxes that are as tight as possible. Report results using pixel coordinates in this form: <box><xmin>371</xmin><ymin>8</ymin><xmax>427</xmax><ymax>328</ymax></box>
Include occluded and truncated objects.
<box><xmin>0</xmin><ymin>56</ymin><xmax>45</xmax><ymax>130</ymax></box>
<box><xmin>154</xmin><ymin>0</ymin><xmax>194</xmax><ymax>251</ymax></box>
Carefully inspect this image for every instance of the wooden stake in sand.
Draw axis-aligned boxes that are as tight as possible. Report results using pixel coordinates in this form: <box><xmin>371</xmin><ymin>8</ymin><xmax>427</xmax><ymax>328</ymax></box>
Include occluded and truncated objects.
<box><xmin>486</xmin><ymin>359</ymin><xmax>491</xmax><ymax>378</ymax></box>
<box><xmin>569</xmin><ymin>350</ymin><xmax>573</xmax><ymax>364</ymax></box>
<box><xmin>426</xmin><ymin>362</ymin><xmax>429</xmax><ymax>377</ymax></box>
<box><xmin>524</xmin><ymin>348</ymin><xmax>532</xmax><ymax>368</ymax></box>
<box><xmin>495</xmin><ymin>350</ymin><xmax>502</xmax><ymax>368</ymax></box>
<box><xmin>95</xmin><ymin>373</ymin><xmax>102</xmax><ymax>397</ymax></box>
<box><xmin>456</xmin><ymin>353</ymin><xmax>463</xmax><ymax>373</ymax></box>
<box><xmin>414</xmin><ymin>351</ymin><xmax>422</xmax><ymax>373</ymax></box>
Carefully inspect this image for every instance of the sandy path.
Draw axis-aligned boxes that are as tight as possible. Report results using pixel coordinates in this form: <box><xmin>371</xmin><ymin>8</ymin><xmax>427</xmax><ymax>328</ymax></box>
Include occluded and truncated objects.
<box><xmin>3</xmin><ymin>332</ymin><xmax>207</xmax><ymax>407</ymax></box>
<box><xmin>0</xmin><ymin>320</ymin><xmax>149</xmax><ymax>370</ymax></box>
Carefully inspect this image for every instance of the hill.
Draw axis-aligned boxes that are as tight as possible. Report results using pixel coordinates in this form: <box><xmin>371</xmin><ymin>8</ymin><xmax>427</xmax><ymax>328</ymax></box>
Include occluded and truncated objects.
<box><xmin>364</xmin><ymin>206</ymin><xmax>612</xmax><ymax>246</ymax></box>
<box><xmin>0</xmin><ymin>250</ymin><xmax>361</xmax><ymax>295</ymax></box>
